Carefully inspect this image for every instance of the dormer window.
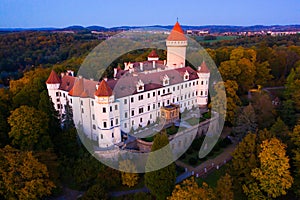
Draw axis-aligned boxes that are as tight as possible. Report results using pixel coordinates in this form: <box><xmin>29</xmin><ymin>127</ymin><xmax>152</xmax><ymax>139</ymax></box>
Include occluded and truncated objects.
<box><xmin>136</xmin><ymin>79</ymin><xmax>144</xmax><ymax>92</ymax></box>
<box><xmin>184</xmin><ymin>70</ymin><xmax>189</xmax><ymax>81</ymax></box>
<box><xmin>163</xmin><ymin>75</ymin><xmax>169</xmax><ymax>86</ymax></box>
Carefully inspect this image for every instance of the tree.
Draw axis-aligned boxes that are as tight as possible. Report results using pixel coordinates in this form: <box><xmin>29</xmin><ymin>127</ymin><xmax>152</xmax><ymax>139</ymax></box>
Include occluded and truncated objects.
<box><xmin>281</xmin><ymin>99</ymin><xmax>296</xmax><ymax>127</ymax></box>
<box><xmin>62</xmin><ymin>100</ymin><xmax>75</xmax><ymax>130</ymax></box>
<box><xmin>254</xmin><ymin>61</ymin><xmax>273</xmax><ymax>87</ymax></box>
<box><xmin>251</xmin><ymin>92</ymin><xmax>276</xmax><ymax>129</ymax></box>
<box><xmin>215</xmin><ymin>173</ymin><xmax>234</xmax><ymax>200</ymax></box>
<box><xmin>119</xmin><ymin>159</ymin><xmax>139</xmax><ymax>187</ymax></box>
<box><xmin>251</xmin><ymin>138</ymin><xmax>293</xmax><ymax>198</ymax></box>
<box><xmin>0</xmin><ymin>146</ymin><xmax>55</xmax><ymax>199</ymax></box>
<box><xmin>81</xmin><ymin>184</ymin><xmax>108</xmax><ymax>200</ymax></box>
<box><xmin>233</xmin><ymin>104</ymin><xmax>257</xmax><ymax>140</ymax></box>
<box><xmin>289</xmin><ymin>125</ymin><xmax>300</xmax><ymax>196</ymax></box>
<box><xmin>38</xmin><ymin>90</ymin><xmax>61</xmax><ymax>138</ymax></box>
<box><xmin>7</xmin><ymin>105</ymin><xmax>52</xmax><ymax>150</ymax></box>
<box><xmin>270</xmin><ymin>117</ymin><xmax>289</xmax><ymax>142</ymax></box>
<box><xmin>231</xmin><ymin>133</ymin><xmax>258</xmax><ymax>195</ymax></box>
<box><xmin>145</xmin><ymin>132</ymin><xmax>176</xmax><ymax>200</ymax></box>
<box><xmin>168</xmin><ymin>177</ymin><xmax>216</xmax><ymax>200</ymax></box>
<box><xmin>224</xmin><ymin>80</ymin><xmax>241</xmax><ymax>125</ymax></box>
<box><xmin>74</xmin><ymin>152</ymin><xmax>104</xmax><ymax>190</ymax></box>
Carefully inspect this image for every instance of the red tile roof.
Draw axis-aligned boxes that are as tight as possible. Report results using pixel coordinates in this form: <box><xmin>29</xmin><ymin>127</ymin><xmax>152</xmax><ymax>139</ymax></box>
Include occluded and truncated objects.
<box><xmin>198</xmin><ymin>61</ymin><xmax>210</xmax><ymax>73</ymax></box>
<box><xmin>46</xmin><ymin>70</ymin><xmax>61</xmax><ymax>84</ymax></box>
<box><xmin>69</xmin><ymin>78</ymin><xmax>84</xmax><ymax>97</ymax></box>
<box><xmin>167</xmin><ymin>21</ymin><xmax>187</xmax><ymax>41</ymax></box>
<box><xmin>59</xmin><ymin>75</ymin><xmax>76</xmax><ymax>92</ymax></box>
<box><xmin>95</xmin><ymin>80</ymin><xmax>113</xmax><ymax>97</ymax></box>
<box><xmin>148</xmin><ymin>49</ymin><xmax>159</xmax><ymax>58</ymax></box>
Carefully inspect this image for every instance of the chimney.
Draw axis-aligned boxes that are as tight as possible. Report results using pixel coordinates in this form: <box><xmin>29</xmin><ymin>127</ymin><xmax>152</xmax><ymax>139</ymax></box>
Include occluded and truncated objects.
<box><xmin>61</xmin><ymin>72</ymin><xmax>65</xmax><ymax>78</ymax></box>
<box><xmin>180</xmin><ymin>63</ymin><xmax>183</xmax><ymax>68</ymax></box>
<box><xmin>103</xmin><ymin>77</ymin><xmax>108</xmax><ymax>82</ymax></box>
<box><xmin>153</xmin><ymin>61</ymin><xmax>156</xmax><ymax>69</ymax></box>
<box><xmin>140</xmin><ymin>62</ymin><xmax>143</xmax><ymax>71</ymax></box>
<box><xmin>124</xmin><ymin>62</ymin><xmax>128</xmax><ymax>70</ymax></box>
<box><xmin>113</xmin><ymin>68</ymin><xmax>118</xmax><ymax>78</ymax></box>
<box><xmin>96</xmin><ymin>84</ymin><xmax>99</xmax><ymax>90</ymax></box>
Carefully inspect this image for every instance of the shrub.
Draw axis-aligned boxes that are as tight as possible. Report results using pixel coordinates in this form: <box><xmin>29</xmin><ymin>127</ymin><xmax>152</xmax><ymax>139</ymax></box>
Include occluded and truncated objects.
<box><xmin>188</xmin><ymin>157</ymin><xmax>198</xmax><ymax>165</ymax></box>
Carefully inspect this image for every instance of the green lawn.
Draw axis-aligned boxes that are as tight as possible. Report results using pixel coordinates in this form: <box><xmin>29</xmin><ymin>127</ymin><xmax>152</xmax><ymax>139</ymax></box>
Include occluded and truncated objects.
<box><xmin>196</xmin><ymin>164</ymin><xmax>228</xmax><ymax>188</ymax></box>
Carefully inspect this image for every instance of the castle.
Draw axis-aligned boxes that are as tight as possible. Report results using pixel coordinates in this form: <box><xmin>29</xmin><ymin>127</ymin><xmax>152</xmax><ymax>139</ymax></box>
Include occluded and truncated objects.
<box><xmin>46</xmin><ymin>22</ymin><xmax>210</xmax><ymax>148</ymax></box>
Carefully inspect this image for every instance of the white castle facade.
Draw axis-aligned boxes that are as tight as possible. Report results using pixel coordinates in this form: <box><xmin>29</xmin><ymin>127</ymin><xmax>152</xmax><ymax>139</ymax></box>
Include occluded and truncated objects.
<box><xmin>46</xmin><ymin>22</ymin><xmax>210</xmax><ymax>148</ymax></box>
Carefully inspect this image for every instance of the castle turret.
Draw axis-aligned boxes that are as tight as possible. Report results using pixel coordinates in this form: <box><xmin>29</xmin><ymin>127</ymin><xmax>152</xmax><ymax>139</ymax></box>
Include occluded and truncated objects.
<box><xmin>94</xmin><ymin>80</ymin><xmax>121</xmax><ymax>148</ymax></box>
<box><xmin>166</xmin><ymin>21</ymin><xmax>187</xmax><ymax>69</ymax></box>
<box><xmin>197</xmin><ymin>61</ymin><xmax>210</xmax><ymax>107</ymax></box>
<box><xmin>46</xmin><ymin>70</ymin><xmax>61</xmax><ymax>110</ymax></box>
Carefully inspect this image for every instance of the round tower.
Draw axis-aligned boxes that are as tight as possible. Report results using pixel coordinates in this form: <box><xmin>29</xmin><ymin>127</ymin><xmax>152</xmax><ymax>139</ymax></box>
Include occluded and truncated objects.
<box><xmin>197</xmin><ymin>61</ymin><xmax>210</xmax><ymax>107</ymax></box>
<box><xmin>166</xmin><ymin>21</ymin><xmax>187</xmax><ymax>69</ymax></box>
<box><xmin>94</xmin><ymin>80</ymin><xmax>121</xmax><ymax>148</ymax></box>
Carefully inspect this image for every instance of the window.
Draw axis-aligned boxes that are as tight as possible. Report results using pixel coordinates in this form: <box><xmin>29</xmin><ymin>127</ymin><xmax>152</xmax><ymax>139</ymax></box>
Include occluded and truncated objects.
<box><xmin>70</xmin><ymin>99</ymin><xmax>72</xmax><ymax>104</ymax></box>
<box><xmin>138</xmin><ymin>95</ymin><xmax>143</xmax><ymax>101</ymax></box>
<box><xmin>115</xmin><ymin>105</ymin><xmax>118</xmax><ymax>110</ymax></box>
<box><xmin>63</xmin><ymin>93</ymin><xmax>65</xmax><ymax>97</ymax></box>
<box><xmin>193</xmin><ymin>82</ymin><xmax>195</xmax><ymax>86</ymax></box>
<box><xmin>103</xmin><ymin>122</ymin><xmax>107</xmax><ymax>128</ymax></box>
<box><xmin>112</xmin><ymin>132</ymin><xmax>114</xmax><ymax>138</ymax></box>
<box><xmin>196</xmin><ymin>91</ymin><xmax>198</xmax><ymax>96</ymax></box>
<box><xmin>124</xmin><ymin>99</ymin><xmax>127</xmax><ymax>104</ymax></box>
<box><xmin>139</xmin><ymin>107</ymin><xmax>144</xmax><ymax>114</ymax></box>
<box><xmin>125</xmin><ymin>112</ymin><xmax>128</xmax><ymax>118</ymax></box>
<box><xmin>101</xmin><ymin>134</ymin><xmax>103</xmax><ymax>139</ymax></box>
<box><xmin>158</xmin><ymin>102</ymin><xmax>160</xmax><ymax>107</ymax></box>
<box><xmin>153</xmin><ymin>92</ymin><xmax>155</xmax><ymax>97</ymax></box>
<box><xmin>115</xmin><ymin>118</ymin><xmax>118</xmax><ymax>125</ymax></box>
<box><xmin>177</xmin><ymin>86</ymin><xmax>180</xmax><ymax>90</ymax></box>
<box><xmin>201</xmin><ymin>91</ymin><xmax>203</xmax><ymax>95</ymax></box>
<box><xmin>132</xmin><ymin>120</ymin><xmax>134</xmax><ymax>125</ymax></box>
<box><xmin>81</xmin><ymin>108</ymin><xmax>84</xmax><ymax>113</ymax></box>
<box><xmin>124</xmin><ymin>123</ymin><xmax>127</xmax><ymax>128</ymax></box>
<box><xmin>131</xmin><ymin>110</ymin><xmax>135</xmax><ymax>116</ymax></box>
<box><xmin>131</xmin><ymin>97</ymin><xmax>134</xmax><ymax>103</ymax></box>
<box><xmin>168</xmin><ymin>88</ymin><xmax>170</xmax><ymax>93</ymax></box>
<box><xmin>140</xmin><ymin>118</ymin><xmax>143</xmax><ymax>123</ymax></box>
<box><xmin>93</xmin><ymin>124</ymin><xmax>96</xmax><ymax>130</ymax></box>
<box><xmin>189</xmin><ymin>83</ymin><xmax>191</xmax><ymax>87</ymax></box>
<box><xmin>81</xmin><ymin>100</ymin><xmax>83</xmax><ymax>105</ymax></box>
<box><xmin>91</xmin><ymin>101</ymin><xmax>94</xmax><ymax>106</ymax></box>
<box><xmin>181</xmin><ymin>85</ymin><xmax>183</xmax><ymax>89</ymax></box>
<box><xmin>196</xmin><ymin>81</ymin><xmax>199</xmax><ymax>85</ymax></box>
<box><xmin>92</xmin><ymin>114</ymin><xmax>95</xmax><ymax>120</ymax></box>
<box><xmin>147</xmin><ymin>93</ymin><xmax>150</xmax><ymax>98</ymax></box>
<box><xmin>173</xmin><ymin>98</ymin><xmax>175</xmax><ymax>103</ymax></box>
<box><xmin>57</xmin><ymin>98</ymin><xmax>60</xmax><ymax>102</ymax></box>
<box><xmin>185</xmin><ymin>84</ymin><xmax>187</xmax><ymax>88</ymax></box>
<box><xmin>158</xmin><ymin>91</ymin><xmax>160</xmax><ymax>95</ymax></box>
<box><xmin>148</xmin><ymin>105</ymin><xmax>150</xmax><ymax>111</ymax></box>
<box><xmin>57</xmin><ymin>104</ymin><xmax>61</xmax><ymax>109</ymax></box>
<box><xmin>111</xmin><ymin>120</ymin><xmax>113</xmax><ymax>127</ymax></box>
<box><xmin>153</xmin><ymin>104</ymin><xmax>155</xmax><ymax>109</ymax></box>
<box><xmin>167</xmin><ymin>100</ymin><xmax>170</xmax><ymax>105</ymax></box>
<box><xmin>102</xmin><ymin>107</ymin><xmax>106</xmax><ymax>113</ymax></box>
<box><xmin>110</xmin><ymin>106</ymin><xmax>112</xmax><ymax>112</ymax></box>
<box><xmin>163</xmin><ymin>89</ymin><xmax>165</xmax><ymax>94</ymax></box>
<box><xmin>173</xmin><ymin>87</ymin><xmax>175</xmax><ymax>91</ymax></box>
<box><xmin>206</xmin><ymin>81</ymin><xmax>208</xmax><ymax>85</ymax></box>
<box><xmin>56</xmin><ymin>92</ymin><xmax>59</xmax><ymax>97</ymax></box>
<box><xmin>201</xmin><ymin>81</ymin><xmax>204</xmax><ymax>85</ymax></box>
<box><xmin>150</xmin><ymin>114</ymin><xmax>152</xmax><ymax>119</ymax></box>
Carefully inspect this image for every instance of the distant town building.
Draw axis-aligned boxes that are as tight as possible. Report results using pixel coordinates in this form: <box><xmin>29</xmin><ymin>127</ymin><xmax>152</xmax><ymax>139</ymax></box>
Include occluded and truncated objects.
<box><xmin>46</xmin><ymin>22</ymin><xmax>210</xmax><ymax>148</ymax></box>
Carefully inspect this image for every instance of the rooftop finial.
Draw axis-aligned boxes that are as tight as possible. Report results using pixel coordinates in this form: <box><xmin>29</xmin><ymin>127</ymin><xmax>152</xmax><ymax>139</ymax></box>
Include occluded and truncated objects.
<box><xmin>177</xmin><ymin>17</ymin><xmax>178</xmax><ymax>22</ymax></box>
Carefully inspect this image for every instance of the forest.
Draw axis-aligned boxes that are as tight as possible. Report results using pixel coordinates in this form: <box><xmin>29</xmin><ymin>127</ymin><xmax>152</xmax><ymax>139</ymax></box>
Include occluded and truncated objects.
<box><xmin>0</xmin><ymin>31</ymin><xmax>300</xmax><ymax>199</ymax></box>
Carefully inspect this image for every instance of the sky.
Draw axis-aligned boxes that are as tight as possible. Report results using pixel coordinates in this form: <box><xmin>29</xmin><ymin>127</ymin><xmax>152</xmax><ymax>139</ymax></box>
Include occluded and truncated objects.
<box><xmin>0</xmin><ymin>0</ymin><xmax>299</xmax><ymax>28</ymax></box>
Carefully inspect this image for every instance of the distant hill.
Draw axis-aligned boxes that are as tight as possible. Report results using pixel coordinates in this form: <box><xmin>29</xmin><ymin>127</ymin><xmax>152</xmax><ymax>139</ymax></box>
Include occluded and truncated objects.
<box><xmin>1</xmin><ymin>24</ymin><xmax>300</xmax><ymax>33</ymax></box>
